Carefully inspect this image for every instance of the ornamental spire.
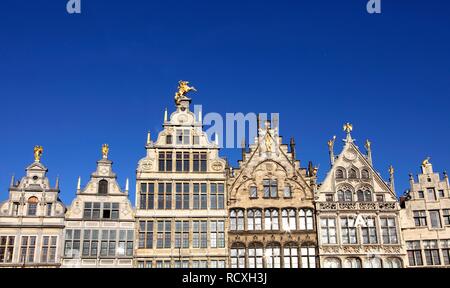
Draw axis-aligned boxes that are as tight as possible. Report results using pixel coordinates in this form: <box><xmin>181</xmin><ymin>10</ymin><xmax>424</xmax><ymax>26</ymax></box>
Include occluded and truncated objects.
<box><xmin>343</xmin><ymin>122</ymin><xmax>354</xmax><ymax>142</ymax></box>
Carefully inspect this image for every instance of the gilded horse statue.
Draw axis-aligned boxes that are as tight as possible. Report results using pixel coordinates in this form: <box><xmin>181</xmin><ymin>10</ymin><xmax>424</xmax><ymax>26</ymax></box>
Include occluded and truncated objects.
<box><xmin>174</xmin><ymin>80</ymin><xmax>196</xmax><ymax>105</ymax></box>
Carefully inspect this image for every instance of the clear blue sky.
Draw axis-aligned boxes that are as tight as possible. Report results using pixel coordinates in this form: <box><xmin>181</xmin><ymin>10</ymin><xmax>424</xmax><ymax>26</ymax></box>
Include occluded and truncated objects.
<box><xmin>0</xmin><ymin>0</ymin><xmax>449</xmax><ymax>205</ymax></box>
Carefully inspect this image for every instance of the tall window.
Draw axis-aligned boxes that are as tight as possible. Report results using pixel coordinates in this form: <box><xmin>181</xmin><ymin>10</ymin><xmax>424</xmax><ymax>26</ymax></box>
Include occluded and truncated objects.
<box><xmin>283</xmin><ymin>244</ymin><xmax>299</xmax><ymax>268</ymax></box>
<box><xmin>417</xmin><ymin>191</ymin><xmax>424</xmax><ymax>199</ymax></box>
<box><xmin>210</xmin><ymin>221</ymin><xmax>225</xmax><ymax>248</ymax></box>
<box><xmin>12</xmin><ymin>202</ymin><xmax>19</xmax><ymax>216</ymax></box>
<box><xmin>248</xmin><ymin>243</ymin><xmax>264</xmax><ymax>268</ymax></box>
<box><xmin>156</xmin><ymin>221</ymin><xmax>171</xmax><ymax>249</ymax></box>
<box><xmin>166</xmin><ymin>134</ymin><xmax>172</xmax><ymax>144</ymax></box>
<box><xmin>357</xmin><ymin>189</ymin><xmax>372</xmax><ymax>202</ymax></box>
<box><xmin>211</xmin><ymin>183</ymin><xmax>225</xmax><ymax>209</ymax></box>
<box><xmin>20</xmin><ymin>236</ymin><xmax>36</xmax><ymax>263</ymax></box>
<box><xmin>158</xmin><ymin>152</ymin><xmax>173</xmax><ymax>172</ymax></box>
<box><xmin>429</xmin><ymin>210</ymin><xmax>442</xmax><ymax>228</ymax></box>
<box><xmin>138</xmin><ymin>221</ymin><xmax>153</xmax><ymax>249</ymax></box>
<box><xmin>27</xmin><ymin>197</ymin><xmax>38</xmax><ymax>216</ymax></box>
<box><xmin>98</xmin><ymin>180</ymin><xmax>108</xmax><ymax>195</ymax></box>
<box><xmin>320</xmin><ymin>218</ymin><xmax>337</xmax><ymax>244</ymax></box>
<box><xmin>176</xmin><ymin>129</ymin><xmax>190</xmax><ymax>145</ymax></box>
<box><xmin>100</xmin><ymin>230</ymin><xmax>117</xmax><ymax>257</ymax></box>
<box><xmin>427</xmin><ymin>188</ymin><xmax>436</xmax><ymax>201</ymax></box>
<box><xmin>441</xmin><ymin>239</ymin><xmax>450</xmax><ymax>265</ymax></box>
<box><xmin>230</xmin><ymin>243</ymin><xmax>245</xmax><ymax>268</ymax></box>
<box><xmin>82</xmin><ymin>230</ymin><xmax>99</xmax><ymax>257</ymax></box>
<box><xmin>249</xmin><ymin>186</ymin><xmax>257</xmax><ymax>198</ymax></box>
<box><xmin>344</xmin><ymin>257</ymin><xmax>362</xmax><ymax>268</ymax></box>
<box><xmin>0</xmin><ymin>236</ymin><xmax>15</xmax><ymax>263</ymax></box>
<box><xmin>40</xmin><ymin>236</ymin><xmax>57</xmax><ymax>263</ymax></box>
<box><xmin>230</xmin><ymin>209</ymin><xmax>244</xmax><ymax>231</ymax></box>
<box><xmin>335</xmin><ymin>169</ymin><xmax>345</xmax><ymax>179</ymax></box>
<box><xmin>438</xmin><ymin>190</ymin><xmax>445</xmax><ymax>198</ymax></box>
<box><xmin>193</xmin><ymin>152</ymin><xmax>207</xmax><ymax>172</ymax></box>
<box><xmin>284</xmin><ymin>186</ymin><xmax>292</xmax><ymax>198</ymax></box>
<box><xmin>443</xmin><ymin>209</ymin><xmax>450</xmax><ymax>226</ymax></box>
<box><xmin>299</xmin><ymin>209</ymin><xmax>314</xmax><ymax>231</ymax></box>
<box><xmin>247</xmin><ymin>209</ymin><xmax>262</xmax><ymax>231</ymax></box>
<box><xmin>300</xmin><ymin>246</ymin><xmax>316</xmax><ymax>268</ymax></box>
<box><xmin>175</xmin><ymin>221</ymin><xmax>189</xmax><ymax>249</ymax></box>
<box><xmin>140</xmin><ymin>183</ymin><xmax>155</xmax><ymax>209</ymax></box>
<box><xmin>193</xmin><ymin>183</ymin><xmax>207</xmax><ymax>209</ymax></box>
<box><xmin>361</xmin><ymin>217</ymin><xmax>378</xmax><ymax>244</ymax></box>
<box><xmin>158</xmin><ymin>183</ymin><xmax>172</xmax><ymax>210</ymax></box>
<box><xmin>265</xmin><ymin>209</ymin><xmax>279</xmax><ymax>230</ymax></box>
<box><xmin>406</xmin><ymin>241</ymin><xmax>423</xmax><ymax>266</ymax></box>
<box><xmin>265</xmin><ymin>243</ymin><xmax>281</xmax><ymax>268</ymax></box>
<box><xmin>64</xmin><ymin>229</ymin><xmax>81</xmax><ymax>258</ymax></box>
<box><xmin>424</xmin><ymin>240</ymin><xmax>441</xmax><ymax>265</ymax></box>
<box><xmin>117</xmin><ymin>230</ymin><xmax>133</xmax><ymax>256</ymax></box>
<box><xmin>282</xmin><ymin>209</ymin><xmax>296</xmax><ymax>231</ymax></box>
<box><xmin>263</xmin><ymin>179</ymin><xmax>278</xmax><ymax>198</ymax></box>
<box><xmin>176</xmin><ymin>152</ymin><xmax>190</xmax><ymax>172</ymax></box>
<box><xmin>341</xmin><ymin>217</ymin><xmax>357</xmax><ymax>244</ymax></box>
<box><xmin>413</xmin><ymin>210</ymin><xmax>427</xmax><ymax>227</ymax></box>
<box><xmin>337</xmin><ymin>190</ymin><xmax>352</xmax><ymax>202</ymax></box>
<box><xmin>193</xmin><ymin>221</ymin><xmax>207</xmax><ymax>248</ymax></box>
<box><xmin>175</xmin><ymin>183</ymin><xmax>190</xmax><ymax>210</ymax></box>
<box><xmin>380</xmin><ymin>217</ymin><xmax>398</xmax><ymax>244</ymax></box>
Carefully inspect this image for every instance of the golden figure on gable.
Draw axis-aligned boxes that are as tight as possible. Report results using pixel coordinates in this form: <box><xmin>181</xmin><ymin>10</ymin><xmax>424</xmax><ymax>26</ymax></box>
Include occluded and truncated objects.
<box><xmin>174</xmin><ymin>80</ymin><xmax>197</xmax><ymax>105</ymax></box>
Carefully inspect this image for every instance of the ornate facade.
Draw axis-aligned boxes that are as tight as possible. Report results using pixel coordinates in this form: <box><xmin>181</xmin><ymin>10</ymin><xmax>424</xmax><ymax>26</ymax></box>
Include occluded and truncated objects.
<box><xmin>400</xmin><ymin>160</ymin><xmax>450</xmax><ymax>267</ymax></box>
<box><xmin>0</xmin><ymin>148</ymin><xmax>66</xmax><ymax>267</ymax></box>
<box><xmin>134</xmin><ymin>92</ymin><xmax>228</xmax><ymax>268</ymax></box>
<box><xmin>61</xmin><ymin>146</ymin><xmax>135</xmax><ymax>268</ymax></box>
<box><xmin>227</xmin><ymin>119</ymin><xmax>317</xmax><ymax>268</ymax></box>
<box><xmin>315</xmin><ymin>125</ymin><xmax>406</xmax><ymax>268</ymax></box>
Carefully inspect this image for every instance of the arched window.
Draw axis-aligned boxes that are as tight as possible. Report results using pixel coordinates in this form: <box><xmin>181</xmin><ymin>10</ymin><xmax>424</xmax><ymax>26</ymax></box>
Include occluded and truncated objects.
<box><xmin>247</xmin><ymin>209</ymin><xmax>262</xmax><ymax>231</ymax></box>
<box><xmin>265</xmin><ymin>243</ymin><xmax>281</xmax><ymax>268</ymax></box>
<box><xmin>299</xmin><ymin>209</ymin><xmax>314</xmax><ymax>230</ymax></box>
<box><xmin>336</xmin><ymin>169</ymin><xmax>345</xmax><ymax>179</ymax></box>
<box><xmin>384</xmin><ymin>257</ymin><xmax>402</xmax><ymax>268</ymax></box>
<box><xmin>348</xmin><ymin>168</ymin><xmax>358</xmax><ymax>179</ymax></box>
<box><xmin>357</xmin><ymin>189</ymin><xmax>372</xmax><ymax>202</ymax></box>
<box><xmin>283</xmin><ymin>243</ymin><xmax>299</xmax><ymax>268</ymax></box>
<box><xmin>344</xmin><ymin>257</ymin><xmax>362</xmax><ymax>268</ymax></box>
<box><xmin>27</xmin><ymin>197</ymin><xmax>38</xmax><ymax>216</ymax></box>
<box><xmin>300</xmin><ymin>245</ymin><xmax>316</xmax><ymax>268</ymax></box>
<box><xmin>265</xmin><ymin>209</ymin><xmax>279</xmax><ymax>230</ymax></box>
<box><xmin>248</xmin><ymin>243</ymin><xmax>263</xmax><ymax>268</ymax></box>
<box><xmin>98</xmin><ymin>180</ymin><xmax>108</xmax><ymax>195</ymax></box>
<box><xmin>361</xmin><ymin>169</ymin><xmax>370</xmax><ymax>179</ymax></box>
<box><xmin>323</xmin><ymin>257</ymin><xmax>341</xmax><ymax>268</ymax></box>
<box><xmin>282</xmin><ymin>209</ymin><xmax>297</xmax><ymax>231</ymax></box>
<box><xmin>230</xmin><ymin>209</ymin><xmax>244</xmax><ymax>231</ymax></box>
<box><xmin>364</xmin><ymin>257</ymin><xmax>382</xmax><ymax>268</ymax></box>
<box><xmin>230</xmin><ymin>243</ymin><xmax>246</xmax><ymax>268</ymax></box>
<box><xmin>338</xmin><ymin>190</ymin><xmax>353</xmax><ymax>202</ymax></box>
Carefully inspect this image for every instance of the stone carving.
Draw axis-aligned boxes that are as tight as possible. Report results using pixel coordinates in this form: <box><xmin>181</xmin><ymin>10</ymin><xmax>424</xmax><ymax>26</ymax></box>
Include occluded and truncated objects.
<box><xmin>319</xmin><ymin>203</ymin><xmax>337</xmax><ymax>210</ymax></box>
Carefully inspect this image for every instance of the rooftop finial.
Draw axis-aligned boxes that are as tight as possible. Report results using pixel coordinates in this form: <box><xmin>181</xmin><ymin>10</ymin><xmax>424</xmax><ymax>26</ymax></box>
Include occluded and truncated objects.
<box><xmin>164</xmin><ymin>108</ymin><xmax>168</xmax><ymax>122</ymax></box>
<box><xmin>102</xmin><ymin>144</ymin><xmax>109</xmax><ymax>159</ymax></box>
<box><xmin>34</xmin><ymin>145</ymin><xmax>43</xmax><ymax>162</ymax></box>
<box><xmin>422</xmin><ymin>157</ymin><xmax>431</xmax><ymax>167</ymax></box>
<box><xmin>343</xmin><ymin>122</ymin><xmax>353</xmax><ymax>134</ymax></box>
<box><xmin>147</xmin><ymin>131</ymin><xmax>151</xmax><ymax>145</ymax></box>
<box><xmin>174</xmin><ymin>80</ymin><xmax>196</xmax><ymax>106</ymax></box>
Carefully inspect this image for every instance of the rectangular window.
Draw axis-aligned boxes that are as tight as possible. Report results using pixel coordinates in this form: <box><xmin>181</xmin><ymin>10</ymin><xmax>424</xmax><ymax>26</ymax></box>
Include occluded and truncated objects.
<box><xmin>175</xmin><ymin>221</ymin><xmax>189</xmax><ymax>249</ymax></box>
<box><xmin>139</xmin><ymin>221</ymin><xmax>153</xmax><ymax>249</ymax></box>
<box><xmin>406</xmin><ymin>241</ymin><xmax>423</xmax><ymax>266</ymax></box>
<box><xmin>263</xmin><ymin>179</ymin><xmax>278</xmax><ymax>198</ymax></box>
<box><xmin>361</xmin><ymin>217</ymin><xmax>378</xmax><ymax>244</ymax></box>
<box><xmin>158</xmin><ymin>151</ymin><xmax>172</xmax><ymax>172</ymax></box>
<box><xmin>0</xmin><ymin>236</ymin><xmax>15</xmax><ymax>263</ymax></box>
<box><xmin>427</xmin><ymin>188</ymin><xmax>436</xmax><ymax>201</ymax></box>
<box><xmin>166</xmin><ymin>135</ymin><xmax>172</xmax><ymax>144</ymax></box>
<box><xmin>413</xmin><ymin>210</ymin><xmax>427</xmax><ymax>227</ymax></box>
<box><xmin>210</xmin><ymin>221</ymin><xmax>225</xmax><ymax>248</ymax></box>
<box><xmin>193</xmin><ymin>221</ymin><xmax>208</xmax><ymax>248</ymax></box>
<box><xmin>20</xmin><ymin>236</ymin><xmax>36</xmax><ymax>263</ymax></box>
<box><xmin>117</xmin><ymin>230</ymin><xmax>134</xmax><ymax>257</ymax></box>
<box><xmin>175</xmin><ymin>183</ymin><xmax>190</xmax><ymax>210</ymax></box>
<box><xmin>157</xmin><ymin>183</ymin><xmax>172</xmax><ymax>210</ymax></box>
<box><xmin>424</xmin><ymin>240</ymin><xmax>440</xmax><ymax>265</ymax></box>
<box><xmin>83</xmin><ymin>202</ymin><xmax>119</xmax><ymax>220</ymax></box>
<box><xmin>176</xmin><ymin>129</ymin><xmax>190</xmax><ymax>145</ymax></box>
<box><xmin>12</xmin><ymin>203</ymin><xmax>19</xmax><ymax>216</ymax></box>
<box><xmin>81</xmin><ymin>230</ymin><xmax>99</xmax><ymax>258</ymax></box>
<box><xmin>443</xmin><ymin>209</ymin><xmax>450</xmax><ymax>226</ymax></box>
<box><xmin>176</xmin><ymin>152</ymin><xmax>190</xmax><ymax>172</ymax></box>
<box><xmin>441</xmin><ymin>240</ymin><xmax>450</xmax><ymax>265</ymax></box>
<box><xmin>250</xmin><ymin>186</ymin><xmax>258</xmax><ymax>198</ymax></box>
<box><xmin>438</xmin><ymin>190</ymin><xmax>445</xmax><ymax>198</ymax></box>
<box><xmin>320</xmin><ymin>218</ymin><xmax>337</xmax><ymax>244</ymax></box>
<box><xmin>210</xmin><ymin>183</ymin><xmax>225</xmax><ymax>210</ymax></box>
<box><xmin>325</xmin><ymin>194</ymin><xmax>333</xmax><ymax>202</ymax></box>
<box><xmin>300</xmin><ymin>247</ymin><xmax>316</xmax><ymax>268</ymax></box>
<box><xmin>27</xmin><ymin>203</ymin><xmax>37</xmax><ymax>216</ymax></box>
<box><xmin>193</xmin><ymin>152</ymin><xmax>208</xmax><ymax>172</ymax></box>
<box><xmin>376</xmin><ymin>194</ymin><xmax>384</xmax><ymax>202</ymax></box>
<box><xmin>380</xmin><ymin>217</ymin><xmax>398</xmax><ymax>244</ymax></box>
<box><xmin>157</xmin><ymin>221</ymin><xmax>171</xmax><ymax>249</ymax></box>
<box><xmin>284</xmin><ymin>186</ymin><xmax>292</xmax><ymax>198</ymax></box>
<box><xmin>64</xmin><ymin>229</ymin><xmax>81</xmax><ymax>258</ymax></box>
<box><xmin>40</xmin><ymin>236</ymin><xmax>57</xmax><ymax>263</ymax></box>
<box><xmin>201</xmin><ymin>183</ymin><xmax>207</xmax><ymax>209</ymax></box>
<box><xmin>140</xmin><ymin>183</ymin><xmax>155</xmax><ymax>210</ymax></box>
<box><xmin>46</xmin><ymin>203</ymin><xmax>52</xmax><ymax>216</ymax></box>
<box><xmin>430</xmin><ymin>210</ymin><xmax>442</xmax><ymax>228</ymax></box>
<box><xmin>418</xmin><ymin>191</ymin><xmax>424</xmax><ymax>199</ymax></box>
<box><xmin>100</xmin><ymin>230</ymin><xmax>116</xmax><ymax>257</ymax></box>
<box><xmin>341</xmin><ymin>217</ymin><xmax>357</xmax><ymax>244</ymax></box>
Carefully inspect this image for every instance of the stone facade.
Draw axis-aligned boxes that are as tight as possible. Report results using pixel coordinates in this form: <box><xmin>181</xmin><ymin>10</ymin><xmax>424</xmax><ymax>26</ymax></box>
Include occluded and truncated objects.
<box><xmin>399</xmin><ymin>161</ymin><xmax>450</xmax><ymax>267</ymax></box>
<box><xmin>134</xmin><ymin>96</ymin><xmax>228</xmax><ymax>268</ymax></box>
<box><xmin>315</xmin><ymin>127</ymin><xmax>406</xmax><ymax>268</ymax></box>
<box><xmin>0</xmin><ymin>153</ymin><xmax>65</xmax><ymax>267</ymax></box>
<box><xmin>227</xmin><ymin>120</ymin><xmax>317</xmax><ymax>268</ymax></box>
<box><xmin>61</xmin><ymin>148</ymin><xmax>135</xmax><ymax>268</ymax></box>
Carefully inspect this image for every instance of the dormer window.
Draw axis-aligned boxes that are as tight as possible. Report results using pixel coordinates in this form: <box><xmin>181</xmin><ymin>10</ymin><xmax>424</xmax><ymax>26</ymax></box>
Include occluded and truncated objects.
<box><xmin>176</xmin><ymin>129</ymin><xmax>190</xmax><ymax>145</ymax></box>
<box><xmin>166</xmin><ymin>135</ymin><xmax>173</xmax><ymax>145</ymax></box>
<box><xmin>348</xmin><ymin>168</ymin><xmax>358</xmax><ymax>179</ymax></box>
<box><xmin>98</xmin><ymin>180</ymin><xmax>108</xmax><ymax>195</ymax></box>
<box><xmin>27</xmin><ymin>197</ymin><xmax>38</xmax><ymax>216</ymax></box>
<box><xmin>336</xmin><ymin>169</ymin><xmax>345</xmax><ymax>179</ymax></box>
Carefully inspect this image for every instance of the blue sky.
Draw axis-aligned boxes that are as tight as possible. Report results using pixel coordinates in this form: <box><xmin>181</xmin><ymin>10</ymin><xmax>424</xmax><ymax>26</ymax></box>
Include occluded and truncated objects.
<box><xmin>0</xmin><ymin>0</ymin><xmax>449</xmax><ymax>205</ymax></box>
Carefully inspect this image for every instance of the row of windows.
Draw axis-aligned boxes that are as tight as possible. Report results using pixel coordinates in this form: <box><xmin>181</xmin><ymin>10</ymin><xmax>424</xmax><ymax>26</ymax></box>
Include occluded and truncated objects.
<box><xmin>326</xmin><ymin>189</ymin><xmax>385</xmax><ymax>203</ymax></box>
<box><xmin>230</xmin><ymin>243</ymin><xmax>316</xmax><ymax>268</ymax></box>
<box><xmin>158</xmin><ymin>151</ymin><xmax>208</xmax><ymax>172</ymax></box>
<box><xmin>137</xmin><ymin>259</ymin><xmax>226</xmax><ymax>268</ymax></box>
<box><xmin>416</xmin><ymin>187</ymin><xmax>446</xmax><ymax>200</ymax></box>
<box><xmin>320</xmin><ymin>217</ymin><xmax>399</xmax><ymax>245</ymax></box>
<box><xmin>248</xmin><ymin>179</ymin><xmax>293</xmax><ymax>199</ymax></box>
<box><xmin>413</xmin><ymin>209</ymin><xmax>450</xmax><ymax>228</ymax></box>
<box><xmin>10</xmin><ymin>197</ymin><xmax>54</xmax><ymax>217</ymax></box>
<box><xmin>229</xmin><ymin>208</ymin><xmax>314</xmax><ymax>231</ymax></box>
<box><xmin>138</xmin><ymin>220</ymin><xmax>225</xmax><ymax>249</ymax></box>
<box><xmin>64</xmin><ymin>229</ymin><xmax>134</xmax><ymax>258</ymax></box>
<box><xmin>407</xmin><ymin>240</ymin><xmax>450</xmax><ymax>266</ymax></box>
<box><xmin>335</xmin><ymin>168</ymin><xmax>370</xmax><ymax>180</ymax></box>
<box><xmin>83</xmin><ymin>202</ymin><xmax>120</xmax><ymax>220</ymax></box>
<box><xmin>0</xmin><ymin>235</ymin><xmax>57</xmax><ymax>264</ymax></box>
<box><xmin>163</xmin><ymin>129</ymin><xmax>202</xmax><ymax>146</ymax></box>
<box><xmin>139</xmin><ymin>182</ymin><xmax>225</xmax><ymax>210</ymax></box>
<box><xmin>322</xmin><ymin>257</ymin><xmax>403</xmax><ymax>268</ymax></box>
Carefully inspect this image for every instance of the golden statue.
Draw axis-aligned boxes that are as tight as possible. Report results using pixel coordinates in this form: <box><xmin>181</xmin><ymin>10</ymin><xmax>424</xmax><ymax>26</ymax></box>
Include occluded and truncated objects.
<box><xmin>102</xmin><ymin>144</ymin><xmax>109</xmax><ymax>159</ymax></box>
<box><xmin>264</xmin><ymin>132</ymin><xmax>273</xmax><ymax>152</ymax></box>
<box><xmin>422</xmin><ymin>157</ymin><xmax>431</xmax><ymax>167</ymax></box>
<box><xmin>365</xmin><ymin>139</ymin><xmax>371</xmax><ymax>150</ymax></box>
<box><xmin>327</xmin><ymin>135</ymin><xmax>336</xmax><ymax>150</ymax></box>
<box><xmin>343</xmin><ymin>122</ymin><xmax>353</xmax><ymax>134</ymax></box>
<box><xmin>175</xmin><ymin>80</ymin><xmax>197</xmax><ymax>105</ymax></box>
<box><xmin>34</xmin><ymin>146</ymin><xmax>43</xmax><ymax>162</ymax></box>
